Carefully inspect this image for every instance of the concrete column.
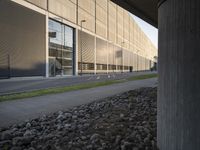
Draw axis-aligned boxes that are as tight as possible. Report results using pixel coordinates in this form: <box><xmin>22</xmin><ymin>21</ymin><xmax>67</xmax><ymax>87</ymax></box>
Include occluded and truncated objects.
<box><xmin>107</xmin><ymin>42</ymin><xmax>109</xmax><ymax>74</ymax></box>
<box><xmin>45</xmin><ymin>12</ymin><xmax>49</xmax><ymax>77</ymax></box>
<box><xmin>122</xmin><ymin>49</ymin><xmax>124</xmax><ymax>73</ymax></box>
<box><xmin>158</xmin><ymin>0</ymin><xmax>200</xmax><ymax>149</ymax></box>
<box><xmin>94</xmin><ymin>36</ymin><xmax>97</xmax><ymax>74</ymax></box>
<box><xmin>75</xmin><ymin>28</ymin><xmax>79</xmax><ymax>76</ymax></box>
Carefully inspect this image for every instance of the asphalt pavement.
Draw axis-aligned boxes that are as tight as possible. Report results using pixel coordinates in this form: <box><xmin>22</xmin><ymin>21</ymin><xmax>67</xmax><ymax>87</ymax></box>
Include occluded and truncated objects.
<box><xmin>0</xmin><ymin>71</ymin><xmax>156</xmax><ymax>95</ymax></box>
<box><xmin>0</xmin><ymin>77</ymin><xmax>157</xmax><ymax>127</ymax></box>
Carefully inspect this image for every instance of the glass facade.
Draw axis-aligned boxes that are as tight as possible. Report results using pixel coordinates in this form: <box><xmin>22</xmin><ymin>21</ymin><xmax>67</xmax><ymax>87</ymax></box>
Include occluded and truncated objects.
<box><xmin>48</xmin><ymin>19</ymin><xmax>74</xmax><ymax>77</ymax></box>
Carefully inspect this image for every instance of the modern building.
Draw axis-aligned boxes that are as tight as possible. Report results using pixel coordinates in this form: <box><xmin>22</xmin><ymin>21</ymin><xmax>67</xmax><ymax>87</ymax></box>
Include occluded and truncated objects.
<box><xmin>0</xmin><ymin>0</ymin><xmax>157</xmax><ymax>78</ymax></box>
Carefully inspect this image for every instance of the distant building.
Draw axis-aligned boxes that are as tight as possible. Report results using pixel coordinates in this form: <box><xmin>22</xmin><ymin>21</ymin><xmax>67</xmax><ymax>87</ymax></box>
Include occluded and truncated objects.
<box><xmin>0</xmin><ymin>0</ymin><xmax>157</xmax><ymax>78</ymax></box>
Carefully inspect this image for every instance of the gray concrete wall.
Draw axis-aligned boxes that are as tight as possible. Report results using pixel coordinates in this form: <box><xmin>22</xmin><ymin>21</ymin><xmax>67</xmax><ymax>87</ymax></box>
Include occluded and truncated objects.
<box><xmin>158</xmin><ymin>0</ymin><xmax>200</xmax><ymax>149</ymax></box>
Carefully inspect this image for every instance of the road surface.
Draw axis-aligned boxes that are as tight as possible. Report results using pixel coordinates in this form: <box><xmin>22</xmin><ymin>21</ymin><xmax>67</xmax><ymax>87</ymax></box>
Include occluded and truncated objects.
<box><xmin>0</xmin><ymin>77</ymin><xmax>157</xmax><ymax>127</ymax></box>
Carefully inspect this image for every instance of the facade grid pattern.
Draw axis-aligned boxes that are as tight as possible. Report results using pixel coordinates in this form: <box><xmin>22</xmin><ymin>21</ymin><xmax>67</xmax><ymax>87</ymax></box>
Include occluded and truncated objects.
<box><xmin>0</xmin><ymin>0</ymin><xmax>157</xmax><ymax>78</ymax></box>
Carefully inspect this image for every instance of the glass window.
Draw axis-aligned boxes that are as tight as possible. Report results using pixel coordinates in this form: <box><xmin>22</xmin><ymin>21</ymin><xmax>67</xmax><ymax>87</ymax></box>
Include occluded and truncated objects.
<box><xmin>49</xmin><ymin>19</ymin><xmax>74</xmax><ymax>76</ymax></box>
<box><xmin>64</xmin><ymin>26</ymin><xmax>73</xmax><ymax>48</ymax></box>
<box><xmin>63</xmin><ymin>51</ymin><xmax>73</xmax><ymax>58</ymax></box>
<box><xmin>49</xmin><ymin>19</ymin><xmax>62</xmax><ymax>45</ymax></box>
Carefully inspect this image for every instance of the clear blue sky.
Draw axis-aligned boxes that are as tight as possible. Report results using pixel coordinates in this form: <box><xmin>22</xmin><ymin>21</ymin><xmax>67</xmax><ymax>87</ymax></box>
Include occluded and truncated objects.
<box><xmin>129</xmin><ymin>13</ymin><xmax>158</xmax><ymax>48</ymax></box>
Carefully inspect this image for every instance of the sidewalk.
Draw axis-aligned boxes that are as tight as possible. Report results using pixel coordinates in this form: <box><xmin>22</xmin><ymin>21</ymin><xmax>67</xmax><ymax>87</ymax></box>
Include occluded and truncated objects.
<box><xmin>0</xmin><ymin>71</ymin><xmax>156</xmax><ymax>95</ymax></box>
<box><xmin>0</xmin><ymin>78</ymin><xmax>157</xmax><ymax>127</ymax></box>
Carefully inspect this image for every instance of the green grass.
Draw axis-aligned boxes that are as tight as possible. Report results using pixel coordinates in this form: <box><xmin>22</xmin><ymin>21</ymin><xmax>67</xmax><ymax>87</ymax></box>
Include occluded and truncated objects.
<box><xmin>127</xmin><ymin>73</ymin><xmax>157</xmax><ymax>81</ymax></box>
<box><xmin>0</xmin><ymin>73</ymin><xmax>157</xmax><ymax>102</ymax></box>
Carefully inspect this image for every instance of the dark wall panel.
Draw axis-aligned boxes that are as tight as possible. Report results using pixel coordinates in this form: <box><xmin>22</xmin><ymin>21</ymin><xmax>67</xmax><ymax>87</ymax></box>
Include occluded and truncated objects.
<box><xmin>0</xmin><ymin>1</ymin><xmax>46</xmax><ymax>78</ymax></box>
<box><xmin>115</xmin><ymin>46</ymin><xmax>122</xmax><ymax>66</ymax></box>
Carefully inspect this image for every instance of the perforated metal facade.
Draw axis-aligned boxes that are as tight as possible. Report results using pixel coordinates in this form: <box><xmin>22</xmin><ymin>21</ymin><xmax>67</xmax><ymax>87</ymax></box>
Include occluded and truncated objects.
<box><xmin>0</xmin><ymin>0</ymin><xmax>157</xmax><ymax>77</ymax></box>
<box><xmin>77</xmin><ymin>30</ymin><xmax>95</xmax><ymax>73</ymax></box>
<box><xmin>0</xmin><ymin>0</ymin><xmax>45</xmax><ymax>78</ymax></box>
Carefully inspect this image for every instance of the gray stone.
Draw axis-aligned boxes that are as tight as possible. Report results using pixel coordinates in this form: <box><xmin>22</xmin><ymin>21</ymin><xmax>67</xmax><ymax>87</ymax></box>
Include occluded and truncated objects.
<box><xmin>104</xmin><ymin>131</ymin><xmax>112</xmax><ymax>139</ymax></box>
<box><xmin>58</xmin><ymin>111</ymin><xmax>63</xmax><ymax>115</ymax></box>
<box><xmin>90</xmin><ymin>133</ymin><xmax>100</xmax><ymax>143</ymax></box>
<box><xmin>120</xmin><ymin>113</ymin><xmax>125</xmax><ymax>118</ymax></box>
<box><xmin>12</xmin><ymin>137</ymin><xmax>32</xmax><ymax>146</ymax></box>
<box><xmin>72</xmin><ymin>115</ymin><xmax>78</xmax><ymax>119</ymax></box>
<box><xmin>144</xmin><ymin>137</ymin><xmax>149</xmax><ymax>144</ymax></box>
<box><xmin>12</xmin><ymin>128</ymin><xmax>18</xmax><ymax>132</ymax></box>
<box><xmin>81</xmin><ymin>136</ymin><xmax>87</xmax><ymax>140</ymax></box>
<box><xmin>64</xmin><ymin>123</ymin><xmax>71</xmax><ymax>129</ymax></box>
<box><xmin>1</xmin><ymin>130</ymin><xmax>12</xmax><ymax>140</ymax></box>
<box><xmin>57</xmin><ymin>114</ymin><xmax>65</xmax><ymax>120</ymax></box>
<box><xmin>86</xmin><ymin>144</ymin><xmax>93</xmax><ymax>149</ymax></box>
<box><xmin>64</xmin><ymin>113</ymin><xmax>72</xmax><ymax>118</ymax></box>
<box><xmin>0</xmin><ymin>140</ymin><xmax>12</xmax><ymax>147</ymax></box>
<box><xmin>0</xmin><ymin>88</ymin><xmax>157</xmax><ymax>150</ymax></box>
<box><xmin>26</xmin><ymin>123</ymin><xmax>31</xmax><ymax>129</ymax></box>
<box><xmin>23</xmin><ymin>130</ymin><xmax>32</xmax><ymax>137</ymax></box>
<box><xmin>10</xmin><ymin>146</ymin><xmax>22</xmax><ymax>150</ymax></box>
<box><xmin>115</xmin><ymin>135</ymin><xmax>122</xmax><ymax>144</ymax></box>
<box><xmin>31</xmin><ymin>140</ymin><xmax>37</xmax><ymax>147</ymax></box>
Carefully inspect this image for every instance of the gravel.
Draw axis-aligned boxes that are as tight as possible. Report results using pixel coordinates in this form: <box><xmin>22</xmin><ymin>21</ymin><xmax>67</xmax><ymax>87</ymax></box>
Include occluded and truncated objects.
<box><xmin>0</xmin><ymin>87</ymin><xmax>157</xmax><ymax>150</ymax></box>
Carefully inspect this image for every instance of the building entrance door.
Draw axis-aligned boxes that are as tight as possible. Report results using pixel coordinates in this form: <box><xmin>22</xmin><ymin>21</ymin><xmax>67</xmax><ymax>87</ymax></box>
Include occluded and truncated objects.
<box><xmin>48</xmin><ymin>19</ymin><xmax>74</xmax><ymax>77</ymax></box>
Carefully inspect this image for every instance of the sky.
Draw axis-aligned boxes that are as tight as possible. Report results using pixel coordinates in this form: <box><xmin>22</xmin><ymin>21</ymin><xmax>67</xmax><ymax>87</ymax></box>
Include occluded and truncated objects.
<box><xmin>129</xmin><ymin>14</ymin><xmax>158</xmax><ymax>48</ymax></box>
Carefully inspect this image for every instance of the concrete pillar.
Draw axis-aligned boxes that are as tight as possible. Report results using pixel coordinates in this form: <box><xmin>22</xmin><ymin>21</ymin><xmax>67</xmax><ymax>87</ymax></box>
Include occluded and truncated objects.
<box><xmin>94</xmin><ymin>36</ymin><xmax>97</xmax><ymax>74</ymax></box>
<box><xmin>45</xmin><ymin>12</ymin><xmax>49</xmax><ymax>77</ymax></box>
<box><xmin>158</xmin><ymin>0</ymin><xmax>200</xmax><ymax>149</ymax></box>
<box><xmin>107</xmin><ymin>42</ymin><xmax>109</xmax><ymax>74</ymax></box>
<box><xmin>75</xmin><ymin>28</ymin><xmax>79</xmax><ymax>76</ymax></box>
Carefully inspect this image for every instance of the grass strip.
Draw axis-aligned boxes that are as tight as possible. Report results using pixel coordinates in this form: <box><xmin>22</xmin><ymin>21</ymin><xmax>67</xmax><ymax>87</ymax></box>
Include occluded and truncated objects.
<box><xmin>127</xmin><ymin>73</ymin><xmax>157</xmax><ymax>81</ymax></box>
<box><xmin>0</xmin><ymin>73</ymin><xmax>157</xmax><ymax>102</ymax></box>
<box><xmin>0</xmin><ymin>80</ymin><xmax>124</xmax><ymax>102</ymax></box>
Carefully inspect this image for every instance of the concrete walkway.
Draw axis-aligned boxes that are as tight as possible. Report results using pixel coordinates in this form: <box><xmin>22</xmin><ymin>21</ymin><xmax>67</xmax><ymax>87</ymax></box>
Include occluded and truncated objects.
<box><xmin>0</xmin><ymin>78</ymin><xmax>157</xmax><ymax>127</ymax></box>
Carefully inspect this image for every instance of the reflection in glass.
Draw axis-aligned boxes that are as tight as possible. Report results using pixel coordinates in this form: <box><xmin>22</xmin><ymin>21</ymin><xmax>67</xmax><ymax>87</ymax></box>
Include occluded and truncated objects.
<box><xmin>48</xmin><ymin>19</ymin><xmax>74</xmax><ymax>76</ymax></box>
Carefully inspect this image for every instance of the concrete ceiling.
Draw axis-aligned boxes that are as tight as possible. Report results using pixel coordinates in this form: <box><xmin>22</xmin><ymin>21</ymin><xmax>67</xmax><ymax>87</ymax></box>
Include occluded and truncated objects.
<box><xmin>111</xmin><ymin>0</ymin><xmax>158</xmax><ymax>28</ymax></box>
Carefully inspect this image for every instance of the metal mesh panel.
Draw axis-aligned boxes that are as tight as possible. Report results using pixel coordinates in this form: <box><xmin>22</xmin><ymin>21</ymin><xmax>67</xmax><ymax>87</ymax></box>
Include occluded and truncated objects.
<box><xmin>143</xmin><ymin>57</ymin><xmax>146</xmax><ymax>70</ymax></box>
<box><xmin>25</xmin><ymin>0</ymin><xmax>47</xmax><ymax>9</ymax></box>
<box><xmin>96</xmin><ymin>0</ymin><xmax>107</xmax><ymax>38</ymax></box>
<box><xmin>0</xmin><ymin>37</ymin><xmax>9</xmax><ymax>78</ymax></box>
<box><xmin>117</xmin><ymin>6</ymin><xmax>123</xmax><ymax>45</ymax></box>
<box><xmin>96</xmin><ymin>38</ymin><xmax>107</xmax><ymax>65</ymax></box>
<box><xmin>140</xmin><ymin>56</ymin><xmax>144</xmax><ymax>70</ymax></box>
<box><xmin>133</xmin><ymin>53</ymin><xmax>137</xmax><ymax>71</ymax></box>
<box><xmin>142</xmin><ymin>56</ymin><xmax>146</xmax><ymax>70</ymax></box>
<box><xmin>145</xmin><ymin>58</ymin><xmax>148</xmax><ymax>70</ymax></box>
<box><xmin>78</xmin><ymin>0</ymin><xmax>95</xmax><ymax>33</ymax></box>
<box><xmin>48</xmin><ymin>0</ymin><xmax>76</xmax><ymax>23</ymax></box>
<box><xmin>108</xmin><ymin>1</ymin><xmax>116</xmax><ymax>43</ymax></box>
<box><xmin>129</xmin><ymin>52</ymin><xmax>133</xmax><ymax>68</ymax></box>
<box><xmin>123</xmin><ymin>50</ymin><xmax>129</xmax><ymax>66</ymax></box>
<box><xmin>0</xmin><ymin>1</ymin><xmax>46</xmax><ymax>77</ymax></box>
<box><xmin>137</xmin><ymin>55</ymin><xmax>141</xmax><ymax>71</ymax></box>
<box><xmin>115</xmin><ymin>46</ymin><xmax>122</xmax><ymax>66</ymax></box>
<box><xmin>108</xmin><ymin>43</ymin><xmax>115</xmax><ymax>65</ymax></box>
<box><xmin>78</xmin><ymin>30</ymin><xmax>95</xmax><ymax>64</ymax></box>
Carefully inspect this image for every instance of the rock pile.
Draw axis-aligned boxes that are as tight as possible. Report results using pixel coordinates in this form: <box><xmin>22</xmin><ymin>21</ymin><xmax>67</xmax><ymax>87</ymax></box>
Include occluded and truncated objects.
<box><xmin>0</xmin><ymin>87</ymin><xmax>157</xmax><ymax>150</ymax></box>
